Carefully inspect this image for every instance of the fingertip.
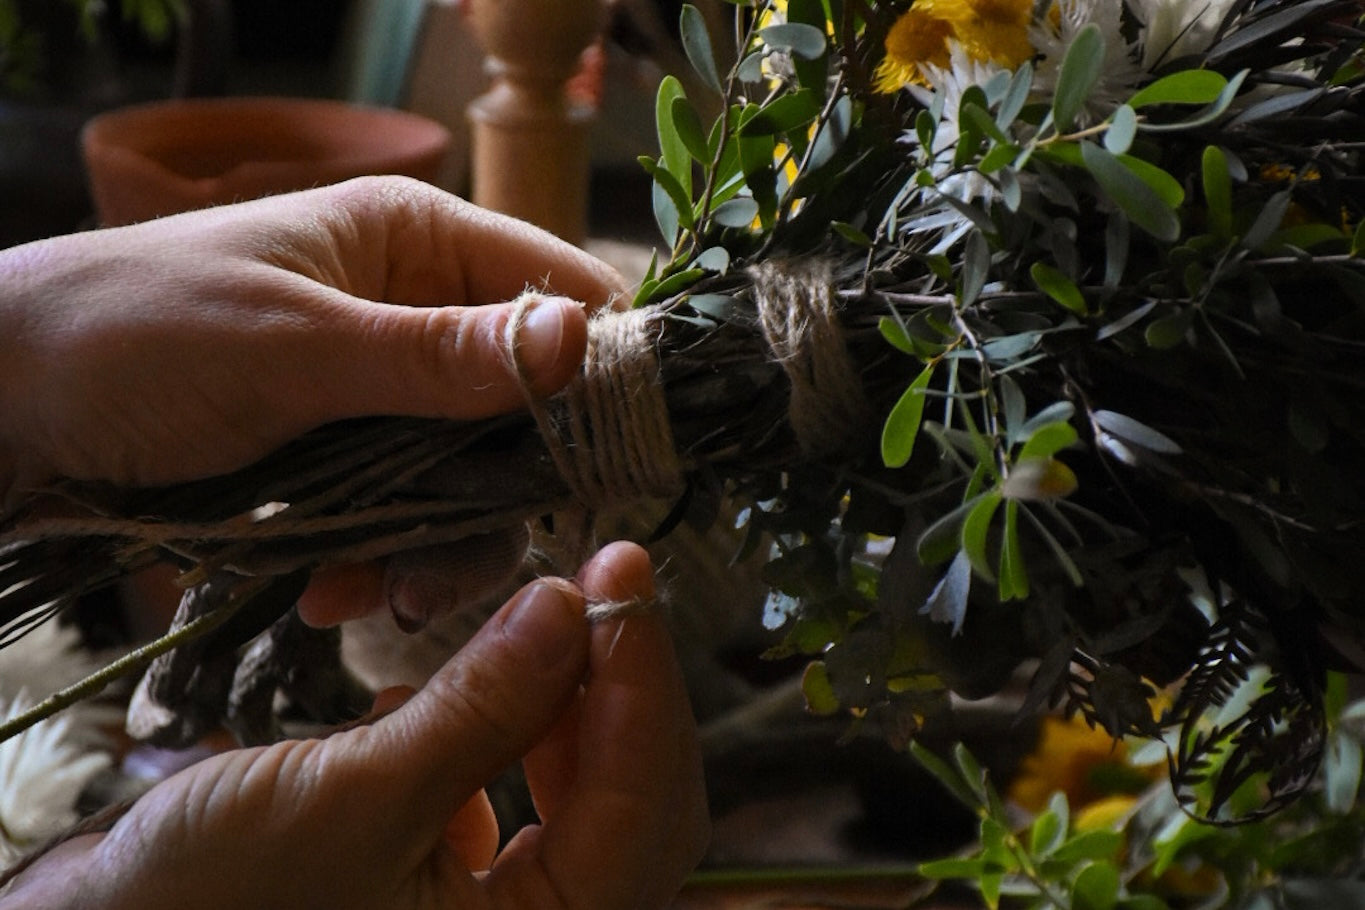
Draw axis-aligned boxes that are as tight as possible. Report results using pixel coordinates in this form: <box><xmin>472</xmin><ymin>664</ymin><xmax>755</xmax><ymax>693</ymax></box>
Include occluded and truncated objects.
<box><xmin>511</xmin><ymin>295</ymin><xmax>588</xmax><ymax>399</ymax></box>
<box><xmin>298</xmin><ymin>562</ymin><xmax>386</xmax><ymax>627</ymax></box>
<box><xmin>575</xmin><ymin>541</ymin><xmax>655</xmax><ymax>605</ymax></box>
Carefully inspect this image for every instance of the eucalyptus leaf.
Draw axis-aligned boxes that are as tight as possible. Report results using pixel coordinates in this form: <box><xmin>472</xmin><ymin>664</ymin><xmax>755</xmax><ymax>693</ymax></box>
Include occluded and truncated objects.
<box><xmin>962</xmin><ymin>492</ymin><xmax>1002</xmax><ymax>582</ymax></box>
<box><xmin>738</xmin><ymin>90</ymin><xmax>822</xmax><ymax>137</ymax></box>
<box><xmin>1127</xmin><ymin>69</ymin><xmax>1228</xmax><ymax>109</ymax></box>
<box><xmin>655</xmin><ymin>77</ymin><xmax>691</xmax><ymax>194</ymax></box>
<box><xmin>1072</xmin><ymin>861</ymin><xmax>1120</xmax><ymax>910</ymax></box>
<box><xmin>679</xmin><ymin>4</ymin><xmax>723</xmax><ymax>94</ymax></box>
<box><xmin>997</xmin><ymin>61</ymin><xmax>1033</xmax><ymax>130</ymax></box>
<box><xmin>999</xmin><ymin>500</ymin><xmax>1029</xmax><ymax>601</ymax></box>
<box><xmin>1243</xmin><ymin>189</ymin><xmax>1292</xmax><ymax>251</ymax></box>
<box><xmin>1104</xmin><ymin>105</ymin><xmax>1137</xmax><ymax>154</ymax></box>
<box><xmin>670</xmin><ymin>95</ymin><xmax>711</xmax><ymax>166</ymax></box>
<box><xmin>882</xmin><ymin>364</ymin><xmax>935</xmax><ymax>468</ymax></box>
<box><xmin>1030</xmin><ymin>261</ymin><xmax>1087</xmax><ymax>315</ymax></box>
<box><xmin>1202</xmin><ymin>145</ymin><xmax>1233</xmax><ymax>240</ymax></box>
<box><xmin>693</xmin><ymin>246</ymin><xmax>731</xmax><ymax>274</ymax></box>
<box><xmin>712</xmin><ymin>196</ymin><xmax>760</xmax><ymax>228</ymax></box>
<box><xmin>1092</xmin><ymin>409</ymin><xmax>1182</xmax><ymax>454</ymax></box>
<box><xmin>758</xmin><ymin>22</ymin><xmax>827</xmax><ymax>60</ymax></box>
<box><xmin>960</xmin><ymin>230</ymin><xmax>990</xmax><ymax>306</ymax></box>
<box><xmin>1053</xmin><ymin>23</ymin><xmax>1104</xmax><ymax>132</ymax></box>
<box><xmin>638</xmin><ymin>156</ymin><xmax>695</xmax><ymax>231</ymax></box>
<box><xmin>922</xmin><ymin>549</ymin><xmax>972</xmax><ymax>635</ymax></box>
<box><xmin>1081</xmin><ymin>142</ymin><xmax>1181</xmax><ymax>242</ymax></box>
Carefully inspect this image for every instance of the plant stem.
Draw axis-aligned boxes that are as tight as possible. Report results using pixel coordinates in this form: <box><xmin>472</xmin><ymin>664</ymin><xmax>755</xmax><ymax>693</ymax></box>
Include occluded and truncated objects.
<box><xmin>0</xmin><ymin>576</ymin><xmax>269</xmax><ymax>742</ymax></box>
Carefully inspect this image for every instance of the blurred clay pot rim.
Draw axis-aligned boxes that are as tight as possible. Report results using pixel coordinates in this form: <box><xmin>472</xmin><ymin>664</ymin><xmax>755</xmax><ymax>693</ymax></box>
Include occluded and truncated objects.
<box><xmin>82</xmin><ymin>96</ymin><xmax>452</xmax><ymax>226</ymax></box>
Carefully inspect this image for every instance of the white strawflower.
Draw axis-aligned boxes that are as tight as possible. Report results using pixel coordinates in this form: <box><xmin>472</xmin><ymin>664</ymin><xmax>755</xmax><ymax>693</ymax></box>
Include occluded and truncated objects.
<box><xmin>1127</xmin><ymin>0</ymin><xmax>1240</xmax><ymax>69</ymax></box>
<box><xmin>909</xmin><ymin>41</ymin><xmax>1012</xmax><ymax>205</ymax></box>
<box><xmin>0</xmin><ymin>691</ymin><xmax>111</xmax><ymax>869</ymax></box>
<box><xmin>1032</xmin><ymin>0</ymin><xmax>1147</xmax><ymax>120</ymax></box>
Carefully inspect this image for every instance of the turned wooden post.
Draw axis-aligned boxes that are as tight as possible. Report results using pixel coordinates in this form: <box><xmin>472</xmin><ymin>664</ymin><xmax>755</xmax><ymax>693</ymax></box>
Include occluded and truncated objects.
<box><xmin>465</xmin><ymin>0</ymin><xmax>607</xmax><ymax>245</ymax></box>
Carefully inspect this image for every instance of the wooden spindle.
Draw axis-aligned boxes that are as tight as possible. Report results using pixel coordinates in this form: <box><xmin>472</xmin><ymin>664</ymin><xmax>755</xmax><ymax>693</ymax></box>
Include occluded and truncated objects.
<box><xmin>465</xmin><ymin>0</ymin><xmax>607</xmax><ymax>245</ymax></box>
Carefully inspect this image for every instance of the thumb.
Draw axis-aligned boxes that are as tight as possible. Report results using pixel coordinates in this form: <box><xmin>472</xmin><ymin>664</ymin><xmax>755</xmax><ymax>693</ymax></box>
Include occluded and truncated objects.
<box><xmin>311</xmin><ymin>293</ymin><xmax>588</xmax><ymax>422</ymax></box>
<box><xmin>336</xmin><ymin>576</ymin><xmax>591</xmax><ymax>843</ymax></box>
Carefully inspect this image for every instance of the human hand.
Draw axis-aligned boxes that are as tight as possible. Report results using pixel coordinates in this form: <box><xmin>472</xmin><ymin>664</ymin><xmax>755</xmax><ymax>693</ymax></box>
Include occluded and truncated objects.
<box><xmin>0</xmin><ymin>175</ymin><xmax>625</xmax><ymax>499</ymax></box>
<box><xmin>3</xmin><ymin>542</ymin><xmax>709</xmax><ymax>910</ymax></box>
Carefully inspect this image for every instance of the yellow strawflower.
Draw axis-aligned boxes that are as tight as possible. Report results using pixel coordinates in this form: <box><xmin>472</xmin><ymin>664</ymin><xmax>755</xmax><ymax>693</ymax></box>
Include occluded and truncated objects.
<box><xmin>874</xmin><ymin>0</ymin><xmax>1039</xmax><ymax>91</ymax></box>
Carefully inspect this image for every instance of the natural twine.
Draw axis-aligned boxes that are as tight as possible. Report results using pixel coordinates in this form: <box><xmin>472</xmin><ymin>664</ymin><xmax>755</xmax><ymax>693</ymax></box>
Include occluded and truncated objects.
<box><xmin>508</xmin><ymin>297</ymin><xmax>684</xmax><ymax>512</ymax></box>
<box><xmin>748</xmin><ymin>259</ymin><xmax>873</xmax><ymax>459</ymax></box>
<box><xmin>506</xmin><ymin>264</ymin><xmax>868</xmax><ymax>618</ymax></box>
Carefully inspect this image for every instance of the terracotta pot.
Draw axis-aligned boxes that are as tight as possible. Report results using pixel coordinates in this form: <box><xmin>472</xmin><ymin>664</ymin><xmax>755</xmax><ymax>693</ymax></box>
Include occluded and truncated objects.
<box><xmin>81</xmin><ymin>96</ymin><xmax>452</xmax><ymax>226</ymax></box>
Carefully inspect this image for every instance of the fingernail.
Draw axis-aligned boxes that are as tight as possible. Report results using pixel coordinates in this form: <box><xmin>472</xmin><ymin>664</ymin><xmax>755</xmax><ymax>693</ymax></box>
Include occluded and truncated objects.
<box><xmin>501</xmin><ymin>578</ymin><xmax>585</xmax><ymax>666</ymax></box>
<box><xmin>515</xmin><ymin>297</ymin><xmax>575</xmax><ymax>377</ymax></box>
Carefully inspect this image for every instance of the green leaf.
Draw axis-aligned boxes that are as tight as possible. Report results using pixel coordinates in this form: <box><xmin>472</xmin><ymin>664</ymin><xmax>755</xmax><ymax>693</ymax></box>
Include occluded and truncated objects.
<box><xmin>679</xmin><ymin>4</ymin><xmax>723</xmax><ymax>94</ymax></box>
<box><xmin>1104</xmin><ymin>105</ymin><xmax>1137</xmax><ymax>154</ymax></box>
<box><xmin>962</xmin><ymin>492</ymin><xmax>1002</xmax><ymax>582</ymax></box>
<box><xmin>1030</xmin><ymin>261</ymin><xmax>1087</xmax><ymax>314</ymax></box>
<box><xmin>686</xmin><ymin>293</ymin><xmax>734</xmax><ymax>321</ymax></box>
<box><xmin>1051</xmin><ymin>830</ymin><xmax>1124</xmax><ymax>865</ymax></box>
<box><xmin>1352</xmin><ymin>218</ymin><xmax>1365</xmax><ymax>257</ymax></box>
<box><xmin>1202</xmin><ymin>145</ymin><xmax>1233</xmax><ymax>240</ymax></box>
<box><xmin>655</xmin><ymin>77</ymin><xmax>691</xmax><ymax>194</ymax></box>
<box><xmin>1138</xmin><ymin>69</ymin><xmax>1248</xmax><ymax>133</ymax></box>
<box><xmin>712</xmin><ymin>196</ymin><xmax>760</xmax><ymax>227</ymax></box>
<box><xmin>1143</xmin><ymin>309</ymin><xmax>1192</xmax><ymax>348</ymax></box>
<box><xmin>1118</xmin><ymin>155</ymin><xmax>1185</xmax><ymax>209</ymax></box>
<box><xmin>758</xmin><ymin>22</ymin><xmax>827</xmax><ymax>60</ymax></box>
<box><xmin>997</xmin><ymin>61</ymin><xmax>1033</xmax><ymax>129</ymax></box>
<box><xmin>1243</xmin><ymin>189</ymin><xmax>1292</xmax><ymax>250</ymax></box>
<box><xmin>1081</xmin><ymin>142</ymin><xmax>1180</xmax><ymax>242</ymax></box>
<box><xmin>998</xmin><ymin>500</ymin><xmax>1029</xmax><ymax>601</ymax></box>
<box><xmin>1030</xmin><ymin>803</ymin><xmax>1065</xmax><ymax>857</ymax></box>
<box><xmin>638</xmin><ymin>156</ymin><xmax>695</xmax><ymax>231</ymax></box>
<box><xmin>1128</xmin><ymin>69</ymin><xmax>1228</xmax><ymax>109</ymax></box>
<box><xmin>879</xmin><ymin>316</ymin><xmax>916</xmax><ymax>354</ymax></box>
<box><xmin>670</xmin><ymin>95</ymin><xmax>711</xmax><ymax>167</ymax></box>
<box><xmin>963</xmin><ymin>101</ymin><xmax>1012</xmax><ymax>146</ymax></box>
<box><xmin>738</xmin><ymin>90</ymin><xmax>822</xmax><ymax>137</ymax></box>
<box><xmin>800</xmin><ymin>661</ymin><xmax>840</xmax><ymax>715</ymax></box>
<box><xmin>1053</xmin><ymin>23</ymin><xmax>1105</xmax><ymax>132</ymax></box>
<box><xmin>1019</xmin><ymin>420</ymin><xmax>1079</xmax><ymax>460</ymax></box>
<box><xmin>1092</xmin><ymin>409</ymin><xmax>1182</xmax><ymax>454</ymax></box>
<box><xmin>909</xmin><ymin>741</ymin><xmax>983</xmax><ymax>811</ymax></box>
<box><xmin>954</xmin><ymin>742</ymin><xmax>996</xmax><ymax>808</ymax></box>
<box><xmin>648</xmin><ymin>268</ymin><xmax>708</xmax><ymax>303</ymax></box>
<box><xmin>650</xmin><ymin>177</ymin><xmax>680</xmax><ymax>246</ymax></box>
<box><xmin>918</xmin><ymin>497</ymin><xmax>978</xmax><ymax>566</ymax></box>
<box><xmin>833</xmin><ymin>220</ymin><xmax>873</xmax><ymax>247</ymax></box>
<box><xmin>693</xmin><ymin>247</ymin><xmax>730</xmax><ymax>274</ymax></box>
<box><xmin>960</xmin><ymin>230</ymin><xmax>991</xmax><ymax>306</ymax></box>
<box><xmin>882</xmin><ymin>364</ymin><xmax>934</xmax><ymax>468</ymax></box>
<box><xmin>1072</xmin><ymin>861</ymin><xmax>1120</xmax><ymax>910</ymax></box>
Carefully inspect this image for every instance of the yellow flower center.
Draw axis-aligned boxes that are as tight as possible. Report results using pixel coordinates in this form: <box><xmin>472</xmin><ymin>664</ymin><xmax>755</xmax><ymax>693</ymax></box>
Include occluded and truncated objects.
<box><xmin>874</xmin><ymin>0</ymin><xmax>1040</xmax><ymax>92</ymax></box>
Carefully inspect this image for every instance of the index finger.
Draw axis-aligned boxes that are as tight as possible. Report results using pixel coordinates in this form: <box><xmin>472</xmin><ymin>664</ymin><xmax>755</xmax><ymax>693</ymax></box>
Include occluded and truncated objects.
<box><xmin>334</xmin><ymin>177</ymin><xmax>629</xmax><ymax>312</ymax></box>
<box><xmin>487</xmin><ymin>542</ymin><xmax>710</xmax><ymax>910</ymax></box>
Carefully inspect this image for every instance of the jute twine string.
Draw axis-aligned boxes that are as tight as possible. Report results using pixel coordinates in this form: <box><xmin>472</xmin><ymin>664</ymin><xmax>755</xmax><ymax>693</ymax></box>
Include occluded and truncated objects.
<box><xmin>508</xmin><ymin>297</ymin><xmax>684</xmax><ymax>512</ymax></box>
<box><xmin>748</xmin><ymin>259</ymin><xmax>873</xmax><ymax>458</ymax></box>
<box><xmin>508</xmin><ymin>296</ymin><xmax>684</xmax><ymax>622</ymax></box>
<box><xmin>507</xmin><ymin>262</ymin><xmax>867</xmax><ymax>621</ymax></box>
